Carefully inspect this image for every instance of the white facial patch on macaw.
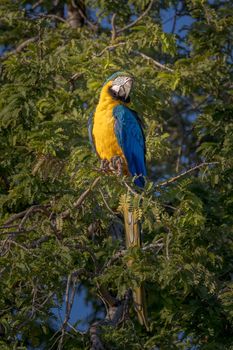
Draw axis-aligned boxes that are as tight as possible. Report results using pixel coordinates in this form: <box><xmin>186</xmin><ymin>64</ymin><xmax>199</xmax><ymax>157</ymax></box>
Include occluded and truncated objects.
<box><xmin>111</xmin><ymin>76</ymin><xmax>133</xmax><ymax>99</ymax></box>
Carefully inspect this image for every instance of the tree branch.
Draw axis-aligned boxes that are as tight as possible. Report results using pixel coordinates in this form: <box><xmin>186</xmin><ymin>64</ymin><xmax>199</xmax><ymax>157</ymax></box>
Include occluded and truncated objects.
<box><xmin>133</xmin><ymin>50</ymin><xmax>174</xmax><ymax>72</ymax></box>
<box><xmin>60</xmin><ymin>176</ymin><xmax>101</xmax><ymax>219</ymax></box>
<box><xmin>2</xmin><ymin>204</ymin><xmax>50</xmax><ymax>226</ymax></box>
<box><xmin>31</xmin><ymin>0</ymin><xmax>44</xmax><ymax>10</ymax></box>
<box><xmin>38</xmin><ymin>14</ymin><xmax>66</xmax><ymax>23</ymax></box>
<box><xmin>19</xmin><ymin>205</ymin><xmax>50</xmax><ymax>230</ymax></box>
<box><xmin>0</xmin><ymin>227</ymin><xmax>36</xmax><ymax>236</ymax></box>
<box><xmin>117</xmin><ymin>0</ymin><xmax>154</xmax><ymax>35</ymax></box>
<box><xmin>58</xmin><ymin>273</ymin><xmax>78</xmax><ymax>350</ymax></box>
<box><xmin>99</xmin><ymin>189</ymin><xmax>117</xmax><ymax>216</ymax></box>
<box><xmin>1</xmin><ymin>177</ymin><xmax>100</xmax><ymax>238</ymax></box>
<box><xmin>26</xmin><ymin>235</ymin><xmax>51</xmax><ymax>248</ymax></box>
<box><xmin>97</xmin><ymin>285</ymin><xmax>118</xmax><ymax>308</ymax></box>
<box><xmin>111</xmin><ymin>13</ymin><xmax>117</xmax><ymax>41</ymax></box>
<box><xmin>103</xmin><ymin>239</ymin><xmax>164</xmax><ymax>270</ymax></box>
<box><xmin>94</xmin><ymin>42</ymin><xmax>126</xmax><ymax>57</ymax></box>
<box><xmin>90</xmin><ymin>289</ymin><xmax>132</xmax><ymax>350</ymax></box>
<box><xmin>78</xmin><ymin>7</ymin><xmax>98</xmax><ymax>30</ymax></box>
<box><xmin>4</xmin><ymin>36</ymin><xmax>39</xmax><ymax>57</ymax></box>
<box><xmin>155</xmin><ymin>162</ymin><xmax>219</xmax><ymax>188</ymax></box>
<box><xmin>69</xmin><ymin>72</ymin><xmax>84</xmax><ymax>91</ymax></box>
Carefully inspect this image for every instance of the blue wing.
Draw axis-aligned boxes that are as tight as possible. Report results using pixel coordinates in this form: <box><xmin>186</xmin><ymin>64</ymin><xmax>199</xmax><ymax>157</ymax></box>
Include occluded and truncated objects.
<box><xmin>113</xmin><ymin>105</ymin><xmax>146</xmax><ymax>187</ymax></box>
<box><xmin>88</xmin><ymin>113</ymin><xmax>99</xmax><ymax>156</ymax></box>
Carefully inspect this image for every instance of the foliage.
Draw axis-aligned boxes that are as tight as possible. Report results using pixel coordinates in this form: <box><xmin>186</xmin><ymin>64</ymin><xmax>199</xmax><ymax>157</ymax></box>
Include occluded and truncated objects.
<box><xmin>0</xmin><ymin>0</ymin><xmax>232</xmax><ymax>349</ymax></box>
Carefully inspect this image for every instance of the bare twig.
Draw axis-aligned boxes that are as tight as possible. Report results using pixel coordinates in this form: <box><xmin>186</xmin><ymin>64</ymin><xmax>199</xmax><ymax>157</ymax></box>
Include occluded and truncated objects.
<box><xmin>94</xmin><ymin>42</ymin><xmax>126</xmax><ymax>57</ymax></box>
<box><xmin>99</xmin><ymin>189</ymin><xmax>116</xmax><ymax>216</ymax></box>
<box><xmin>19</xmin><ymin>205</ymin><xmax>50</xmax><ymax>230</ymax></box>
<box><xmin>78</xmin><ymin>7</ymin><xmax>98</xmax><ymax>30</ymax></box>
<box><xmin>103</xmin><ymin>239</ymin><xmax>164</xmax><ymax>270</ymax></box>
<box><xmin>0</xmin><ymin>224</ymin><xmax>18</xmax><ymax>229</ymax></box>
<box><xmin>0</xmin><ymin>236</ymin><xmax>11</xmax><ymax>256</ymax></box>
<box><xmin>69</xmin><ymin>72</ymin><xmax>84</xmax><ymax>91</ymax></box>
<box><xmin>97</xmin><ymin>284</ymin><xmax>118</xmax><ymax>309</ymax></box>
<box><xmin>3</xmin><ymin>36</ymin><xmax>39</xmax><ymax>58</ymax></box>
<box><xmin>155</xmin><ymin>162</ymin><xmax>219</xmax><ymax>188</ymax></box>
<box><xmin>165</xmin><ymin>232</ymin><xmax>172</xmax><ymax>260</ymax></box>
<box><xmin>1</xmin><ymin>177</ymin><xmax>100</xmax><ymax>239</ymax></box>
<box><xmin>39</xmin><ymin>291</ymin><xmax>54</xmax><ymax>308</ymax></box>
<box><xmin>3</xmin><ymin>210</ymin><xmax>29</xmax><ymax>226</ymax></box>
<box><xmin>49</xmin><ymin>270</ymin><xmax>87</xmax><ymax>349</ymax></box>
<box><xmin>67</xmin><ymin>321</ymin><xmax>87</xmax><ymax>335</ymax></box>
<box><xmin>26</xmin><ymin>235</ymin><xmax>51</xmax><ymax>248</ymax></box>
<box><xmin>3</xmin><ymin>204</ymin><xmax>50</xmax><ymax>226</ymax></box>
<box><xmin>66</xmin><ymin>0</ymin><xmax>97</xmax><ymax>29</ymax></box>
<box><xmin>77</xmin><ymin>177</ymin><xmax>101</xmax><ymax>206</ymax></box>
<box><xmin>133</xmin><ymin>50</ymin><xmax>174</xmax><ymax>72</ymax></box>
<box><xmin>8</xmin><ymin>239</ymin><xmax>37</xmax><ymax>256</ymax></box>
<box><xmin>111</xmin><ymin>13</ymin><xmax>117</xmax><ymax>41</ymax></box>
<box><xmin>142</xmin><ymin>238</ymin><xmax>164</xmax><ymax>252</ymax></box>
<box><xmin>69</xmin><ymin>72</ymin><xmax>84</xmax><ymax>83</ymax></box>
<box><xmin>58</xmin><ymin>273</ymin><xmax>78</xmax><ymax>350</ymax></box>
<box><xmin>117</xmin><ymin>0</ymin><xmax>154</xmax><ymax>35</ymax></box>
<box><xmin>90</xmin><ymin>322</ymin><xmax>105</xmax><ymax>350</ymax></box>
<box><xmin>38</xmin><ymin>14</ymin><xmax>66</xmax><ymax>23</ymax></box>
<box><xmin>90</xmin><ymin>289</ymin><xmax>131</xmax><ymax>350</ymax></box>
<box><xmin>31</xmin><ymin>0</ymin><xmax>43</xmax><ymax>10</ymax></box>
<box><xmin>0</xmin><ymin>227</ymin><xmax>36</xmax><ymax>236</ymax></box>
<box><xmin>122</xmin><ymin>180</ymin><xmax>139</xmax><ymax>196</ymax></box>
<box><xmin>61</xmin><ymin>176</ymin><xmax>101</xmax><ymax>219</ymax></box>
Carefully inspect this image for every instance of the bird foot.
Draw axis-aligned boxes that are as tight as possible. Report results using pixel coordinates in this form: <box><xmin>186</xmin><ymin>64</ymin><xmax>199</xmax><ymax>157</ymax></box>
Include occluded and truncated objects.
<box><xmin>109</xmin><ymin>156</ymin><xmax>123</xmax><ymax>176</ymax></box>
<box><xmin>100</xmin><ymin>159</ymin><xmax>110</xmax><ymax>173</ymax></box>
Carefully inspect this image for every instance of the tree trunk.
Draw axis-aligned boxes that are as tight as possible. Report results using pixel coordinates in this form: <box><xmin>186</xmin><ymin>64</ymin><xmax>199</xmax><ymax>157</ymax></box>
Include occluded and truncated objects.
<box><xmin>67</xmin><ymin>0</ymin><xmax>85</xmax><ymax>28</ymax></box>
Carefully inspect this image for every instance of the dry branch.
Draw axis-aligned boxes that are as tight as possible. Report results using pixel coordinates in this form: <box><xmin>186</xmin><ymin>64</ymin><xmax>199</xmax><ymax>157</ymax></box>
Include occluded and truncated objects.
<box><xmin>99</xmin><ymin>189</ymin><xmax>117</xmax><ymax>216</ymax></box>
<box><xmin>1</xmin><ymin>177</ymin><xmax>101</xmax><ymax>238</ymax></box>
<box><xmin>58</xmin><ymin>274</ymin><xmax>78</xmax><ymax>350</ymax></box>
<box><xmin>111</xmin><ymin>13</ymin><xmax>117</xmax><ymax>41</ymax></box>
<box><xmin>19</xmin><ymin>205</ymin><xmax>50</xmax><ymax>230</ymax></box>
<box><xmin>133</xmin><ymin>50</ymin><xmax>174</xmax><ymax>72</ymax></box>
<box><xmin>38</xmin><ymin>14</ymin><xmax>66</xmax><ymax>22</ymax></box>
<box><xmin>5</xmin><ymin>36</ymin><xmax>39</xmax><ymax>57</ymax></box>
<box><xmin>117</xmin><ymin>0</ymin><xmax>154</xmax><ymax>35</ymax></box>
<box><xmin>155</xmin><ymin>162</ymin><xmax>219</xmax><ymax>187</ymax></box>
<box><xmin>0</xmin><ymin>227</ymin><xmax>36</xmax><ymax>236</ymax></box>
<box><xmin>3</xmin><ymin>204</ymin><xmax>50</xmax><ymax>226</ymax></box>
<box><xmin>94</xmin><ymin>42</ymin><xmax>126</xmax><ymax>57</ymax></box>
<box><xmin>60</xmin><ymin>176</ymin><xmax>101</xmax><ymax>219</ymax></box>
<box><xmin>31</xmin><ymin>0</ymin><xmax>43</xmax><ymax>10</ymax></box>
<box><xmin>77</xmin><ymin>7</ymin><xmax>98</xmax><ymax>30</ymax></box>
<box><xmin>90</xmin><ymin>289</ymin><xmax>132</xmax><ymax>350</ymax></box>
<box><xmin>104</xmin><ymin>239</ymin><xmax>164</xmax><ymax>270</ymax></box>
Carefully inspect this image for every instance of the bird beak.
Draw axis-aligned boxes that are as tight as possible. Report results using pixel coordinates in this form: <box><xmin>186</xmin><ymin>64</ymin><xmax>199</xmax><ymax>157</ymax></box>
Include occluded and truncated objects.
<box><xmin>123</xmin><ymin>77</ymin><xmax>133</xmax><ymax>100</ymax></box>
<box><xmin>110</xmin><ymin>75</ymin><xmax>134</xmax><ymax>100</ymax></box>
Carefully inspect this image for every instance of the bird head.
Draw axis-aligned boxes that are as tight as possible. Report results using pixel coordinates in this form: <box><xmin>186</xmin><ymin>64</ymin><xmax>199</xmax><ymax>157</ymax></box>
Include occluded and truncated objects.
<box><xmin>105</xmin><ymin>72</ymin><xmax>134</xmax><ymax>103</ymax></box>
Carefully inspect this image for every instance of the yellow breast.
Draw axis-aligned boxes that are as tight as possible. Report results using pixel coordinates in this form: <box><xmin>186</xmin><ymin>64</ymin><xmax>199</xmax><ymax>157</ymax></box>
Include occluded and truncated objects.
<box><xmin>93</xmin><ymin>82</ymin><xmax>124</xmax><ymax>161</ymax></box>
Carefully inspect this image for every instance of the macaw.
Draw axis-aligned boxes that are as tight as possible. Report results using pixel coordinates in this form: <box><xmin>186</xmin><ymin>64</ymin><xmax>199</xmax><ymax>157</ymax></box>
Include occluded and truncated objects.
<box><xmin>88</xmin><ymin>71</ymin><xmax>148</xmax><ymax>329</ymax></box>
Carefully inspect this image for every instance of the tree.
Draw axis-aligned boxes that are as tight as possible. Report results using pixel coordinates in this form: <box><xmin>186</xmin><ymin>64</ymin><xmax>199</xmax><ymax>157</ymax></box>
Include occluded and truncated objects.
<box><xmin>0</xmin><ymin>0</ymin><xmax>232</xmax><ymax>349</ymax></box>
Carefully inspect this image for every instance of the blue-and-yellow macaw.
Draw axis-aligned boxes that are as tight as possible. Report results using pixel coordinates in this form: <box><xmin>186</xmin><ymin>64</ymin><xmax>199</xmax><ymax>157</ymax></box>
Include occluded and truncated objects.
<box><xmin>88</xmin><ymin>72</ymin><xmax>148</xmax><ymax>329</ymax></box>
